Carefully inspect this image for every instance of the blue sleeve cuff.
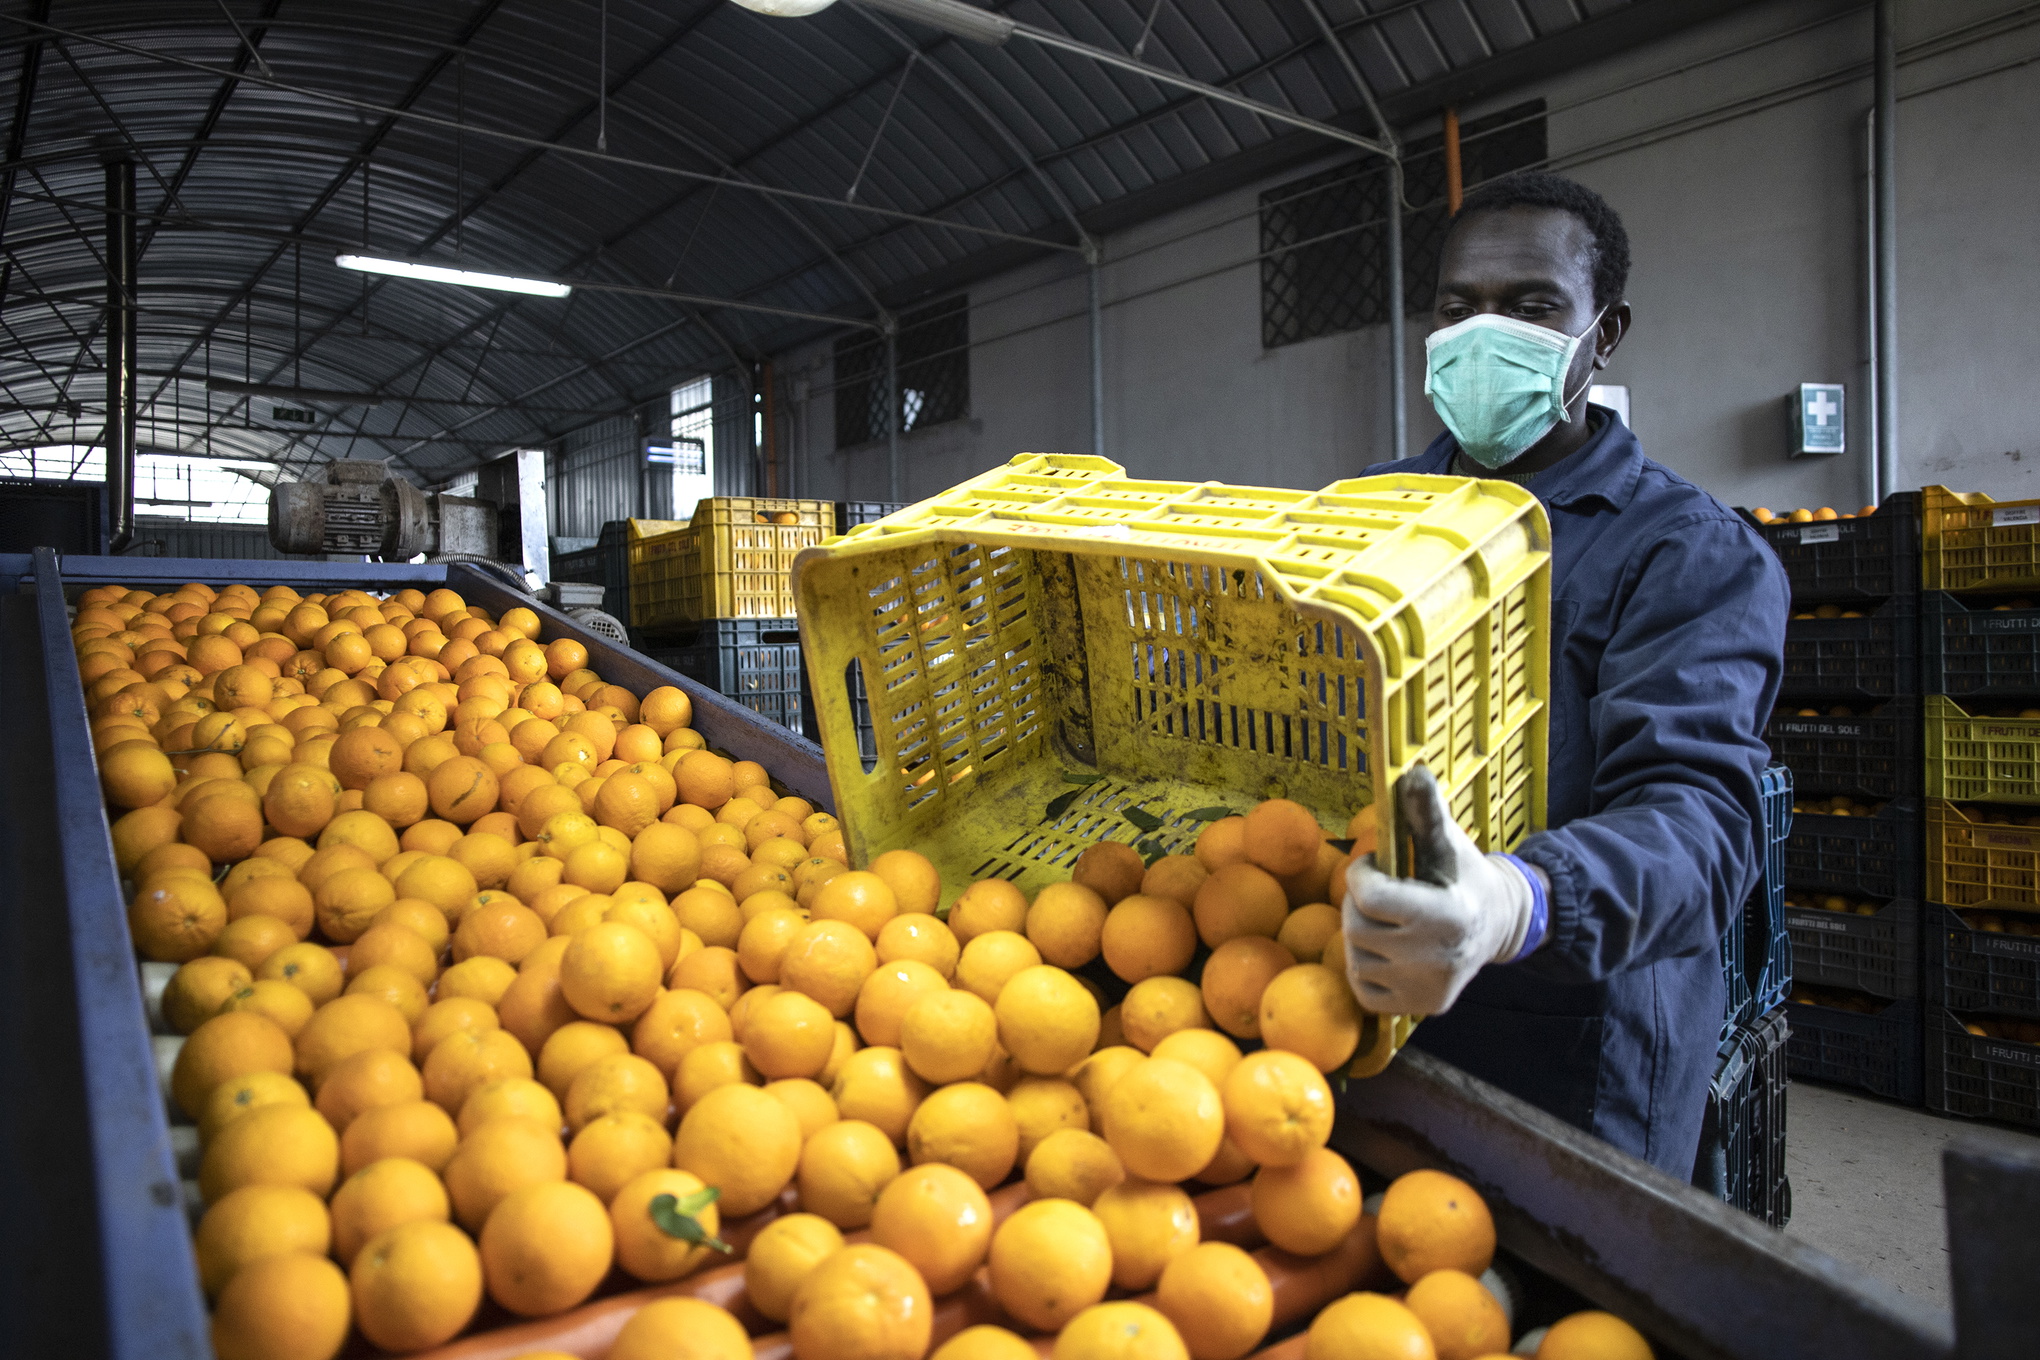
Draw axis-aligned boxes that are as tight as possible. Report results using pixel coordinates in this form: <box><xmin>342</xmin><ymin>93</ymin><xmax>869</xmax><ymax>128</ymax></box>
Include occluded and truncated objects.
<box><xmin>1496</xmin><ymin>853</ymin><xmax>1549</xmax><ymax>962</ymax></box>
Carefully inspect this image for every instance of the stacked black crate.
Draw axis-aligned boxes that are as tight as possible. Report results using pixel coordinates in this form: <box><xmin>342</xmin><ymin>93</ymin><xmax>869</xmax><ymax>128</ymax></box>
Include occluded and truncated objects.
<box><xmin>551</xmin><ymin>520</ymin><xmax>632</xmax><ymax>628</ymax></box>
<box><xmin>647</xmin><ymin>619</ymin><xmax>808</xmax><ymax>737</ymax></box>
<box><xmin>1742</xmin><ymin>494</ymin><xmax>1925</xmax><ymax>1104</ymax></box>
<box><xmin>1920</xmin><ymin>586</ymin><xmax>2040</xmax><ymax>1129</ymax></box>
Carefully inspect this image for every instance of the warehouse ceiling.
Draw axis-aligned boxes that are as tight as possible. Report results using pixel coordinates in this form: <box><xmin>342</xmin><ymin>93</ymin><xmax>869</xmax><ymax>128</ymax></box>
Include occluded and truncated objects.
<box><xmin>0</xmin><ymin>0</ymin><xmax>1754</xmax><ymax>479</ymax></box>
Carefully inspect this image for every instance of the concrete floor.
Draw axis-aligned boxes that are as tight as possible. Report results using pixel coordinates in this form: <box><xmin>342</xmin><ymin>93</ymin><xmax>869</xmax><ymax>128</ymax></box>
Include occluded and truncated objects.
<box><xmin>1784</xmin><ymin>1080</ymin><xmax>2040</xmax><ymax>1308</ymax></box>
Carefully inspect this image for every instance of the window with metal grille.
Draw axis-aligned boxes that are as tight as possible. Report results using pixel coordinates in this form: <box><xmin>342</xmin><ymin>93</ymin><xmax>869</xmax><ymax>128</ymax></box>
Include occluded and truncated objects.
<box><xmin>1260</xmin><ymin>101</ymin><xmax>1547</xmax><ymax>350</ymax></box>
<box><xmin>835</xmin><ymin>295</ymin><xmax>969</xmax><ymax>449</ymax></box>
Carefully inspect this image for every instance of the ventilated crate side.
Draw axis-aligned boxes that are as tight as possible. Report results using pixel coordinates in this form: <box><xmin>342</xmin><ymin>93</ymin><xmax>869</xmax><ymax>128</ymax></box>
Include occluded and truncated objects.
<box><xmin>1927</xmin><ymin>1004</ymin><xmax>2040</xmax><ymax>1127</ymax></box>
<box><xmin>1784</xmin><ymin>799</ymin><xmax>1922</xmax><ymax>900</ymax></box>
<box><xmin>1922</xmin><ymin>591</ymin><xmax>2040</xmax><ymax>699</ymax></box>
<box><xmin>1735</xmin><ymin>491</ymin><xmax>1919</xmax><ymax>605</ymax></box>
<box><xmin>1778</xmin><ymin>595</ymin><xmax>1918</xmax><ymax>700</ymax></box>
<box><xmin>1925</xmin><ymin>799</ymin><xmax>2040</xmax><ymax>911</ymax></box>
<box><xmin>1925</xmin><ymin>695</ymin><xmax>2040</xmax><ymax>803</ymax></box>
<box><xmin>1692</xmin><ymin>1007</ymin><xmax>1791</xmax><ymax>1228</ymax></box>
<box><xmin>1764</xmin><ymin>699</ymin><xmax>1921</xmax><ymax>800</ymax></box>
<box><xmin>1926</xmin><ymin>903</ymin><xmax>2040</xmax><ymax>1017</ymax></box>
<box><xmin>1786</xmin><ymin>899</ymin><xmax>1919</xmax><ymax>999</ymax></box>
<box><xmin>1786</xmin><ymin>996</ymin><xmax>1922</xmax><ymax>1104</ymax></box>
<box><xmin>794</xmin><ymin>456</ymin><xmax>1551</xmax><ymax>913</ymax></box>
<box><xmin>1922</xmin><ymin>485</ymin><xmax>2040</xmax><ymax>594</ymax></box>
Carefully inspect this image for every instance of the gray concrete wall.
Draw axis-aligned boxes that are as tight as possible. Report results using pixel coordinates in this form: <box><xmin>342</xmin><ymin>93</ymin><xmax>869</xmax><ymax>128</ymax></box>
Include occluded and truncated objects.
<box><xmin>784</xmin><ymin>0</ymin><xmax>2040</xmax><ymax>513</ymax></box>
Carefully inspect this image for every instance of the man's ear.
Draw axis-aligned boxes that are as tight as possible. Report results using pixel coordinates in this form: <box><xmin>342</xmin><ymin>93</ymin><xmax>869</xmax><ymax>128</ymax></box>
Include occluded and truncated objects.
<box><xmin>1593</xmin><ymin>302</ymin><xmax>1632</xmax><ymax>369</ymax></box>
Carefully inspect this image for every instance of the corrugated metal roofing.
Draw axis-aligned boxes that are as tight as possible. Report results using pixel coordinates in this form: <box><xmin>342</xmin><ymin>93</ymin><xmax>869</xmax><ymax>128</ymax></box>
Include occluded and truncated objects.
<box><xmin>0</xmin><ymin>0</ymin><xmax>1749</xmax><ymax>476</ymax></box>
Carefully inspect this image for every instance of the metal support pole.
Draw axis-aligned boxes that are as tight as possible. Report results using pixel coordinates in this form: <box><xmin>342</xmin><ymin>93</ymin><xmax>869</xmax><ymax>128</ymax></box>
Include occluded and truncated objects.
<box><xmin>1087</xmin><ymin>247</ymin><xmax>1104</xmax><ymax>461</ymax></box>
<box><xmin>1386</xmin><ymin>161</ymin><xmax>1406</xmax><ymax>462</ymax></box>
<box><xmin>104</xmin><ymin>158</ymin><xmax>135</xmax><ymax>553</ymax></box>
<box><xmin>884</xmin><ymin>321</ymin><xmax>900</xmax><ymax>502</ymax></box>
<box><xmin>1873</xmin><ymin>0</ymin><xmax>1898</xmax><ymax>501</ymax></box>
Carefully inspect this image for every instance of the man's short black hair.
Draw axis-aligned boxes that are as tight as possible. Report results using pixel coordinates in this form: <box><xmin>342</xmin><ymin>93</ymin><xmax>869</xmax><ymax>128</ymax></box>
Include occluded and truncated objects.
<box><xmin>1450</xmin><ymin>171</ymin><xmax>1631</xmax><ymax>310</ymax></box>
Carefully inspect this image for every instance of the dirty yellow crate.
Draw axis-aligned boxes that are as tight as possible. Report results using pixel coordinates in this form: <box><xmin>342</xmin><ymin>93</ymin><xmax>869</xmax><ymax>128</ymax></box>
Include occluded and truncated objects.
<box><xmin>792</xmin><ymin>452</ymin><xmax>1551</xmax><ymax>902</ymax></box>
<box><xmin>1926</xmin><ymin>695</ymin><xmax>2040</xmax><ymax>804</ymax></box>
<box><xmin>629</xmin><ymin>499</ymin><xmax>831</xmax><ymax>630</ymax></box>
<box><xmin>1922</xmin><ymin>484</ymin><xmax>2040</xmax><ymax>593</ymax></box>
<box><xmin>1926</xmin><ymin>798</ymin><xmax>2040</xmax><ymax>912</ymax></box>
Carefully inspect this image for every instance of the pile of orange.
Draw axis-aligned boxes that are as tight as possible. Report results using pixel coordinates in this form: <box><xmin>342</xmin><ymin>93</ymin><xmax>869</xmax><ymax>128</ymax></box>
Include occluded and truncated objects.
<box><xmin>80</xmin><ymin>577</ymin><xmax>1655</xmax><ymax>1360</ymax></box>
<box><xmin>1747</xmin><ymin>505</ymin><xmax>1877</xmax><ymax>523</ymax></box>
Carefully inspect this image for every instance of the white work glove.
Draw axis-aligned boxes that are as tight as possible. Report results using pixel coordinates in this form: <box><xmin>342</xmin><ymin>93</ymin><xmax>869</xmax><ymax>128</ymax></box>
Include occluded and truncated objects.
<box><xmin>1343</xmin><ymin>764</ymin><xmax>1548</xmax><ymax>1015</ymax></box>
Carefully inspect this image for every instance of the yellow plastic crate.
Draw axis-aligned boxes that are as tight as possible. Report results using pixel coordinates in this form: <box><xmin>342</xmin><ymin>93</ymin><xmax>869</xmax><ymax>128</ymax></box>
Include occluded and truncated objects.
<box><xmin>1926</xmin><ymin>798</ymin><xmax>2040</xmax><ymax>912</ymax></box>
<box><xmin>629</xmin><ymin>499</ymin><xmax>831</xmax><ymax>630</ymax></box>
<box><xmin>793</xmin><ymin>454</ymin><xmax>1552</xmax><ymax>1067</ymax></box>
<box><xmin>1922</xmin><ymin>484</ymin><xmax>2040</xmax><ymax>592</ymax></box>
<box><xmin>1926</xmin><ymin>695</ymin><xmax>2040</xmax><ymax>804</ymax></box>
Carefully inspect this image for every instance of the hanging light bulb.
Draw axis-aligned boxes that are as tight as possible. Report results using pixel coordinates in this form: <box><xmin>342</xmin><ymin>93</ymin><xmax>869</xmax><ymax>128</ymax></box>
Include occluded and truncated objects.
<box><xmin>728</xmin><ymin>0</ymin><xmax>840</xmax><ymax>16</ymax></box>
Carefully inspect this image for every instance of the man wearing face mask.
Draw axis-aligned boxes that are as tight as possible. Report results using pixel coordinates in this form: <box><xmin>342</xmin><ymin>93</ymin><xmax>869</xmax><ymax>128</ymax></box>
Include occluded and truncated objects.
<box><xmin>1345</xmin><ymin>171</ymin><xmax>1789</xmax><ymax>1176</ymax></box>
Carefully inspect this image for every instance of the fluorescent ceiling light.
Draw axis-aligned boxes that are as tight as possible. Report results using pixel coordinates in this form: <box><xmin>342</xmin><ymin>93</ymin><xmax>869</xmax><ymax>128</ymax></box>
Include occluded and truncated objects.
<box><xmin>730</xmin><ymin>0</ymin><xmax>840</xmax><ymax>14</ymax></box>
<box><xmin>334</xmin><ymin>254</ymin><xmax>571</xmax><ymax>298</ymax></box>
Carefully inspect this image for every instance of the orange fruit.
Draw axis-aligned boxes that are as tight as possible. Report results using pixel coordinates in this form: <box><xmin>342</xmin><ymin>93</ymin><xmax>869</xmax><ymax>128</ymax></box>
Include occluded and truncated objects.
<box><xmin>674</xmin><ymin>750</ymin><xmax>735</xmax><ymax>809</ymax></box>
<box><xmin>853</xmin><ymin>958</ymin><xmax>948</xmax><ymax>1049</ymax></box>
<box><xmin>226</xmin><ymin>874</ymin><xmax>316</xmax><ymax>939</ymax></box>
<box><xmin>610</xmin><ymin>1296</ymin><xmax>754</xmax><ymax>1360</ymax></box>
<box><xmin>672</xmin><ymin>1081</ymin><xmax>803</xmax><ymax>1215</ymax></box>
<box><xmin>1092</xmin><ymin>1178</ymin><xmax>1199</xmax><ymax>1289</ymax></box>
<box><xmin>934</xmin><ymin>1327</ymin><xmax>1036</xmax><ymax>1360</ymax></box>
<box><xmin>569</xmin><ymin>1111</ymin><xmax>675</xmax><ymax>1203</ymax></box>
<box><xmin>1141</xmin><ymin>854</ymin><xmax>1208</xmax><ymax>908</ymax></box>
<box><xmin>444</xmin><ymin>1115</ymin><xmax>567</xmax><ymax>1231</ymax></box>
<box><xmin>1403</xmin><ymin>1269</ymin><xmax>1510</xmax><ymax>1360</ymax></box>
<box><xmin>907</xmin><ymin>1081</ymin><xmax>1019</xmax><ymax>1190</ymax></box>
<box><xmin>632</xmin><ymin>986</ymin><xmax>735</xmax><ymax>1080</ymax></box>
<box><xmin>763</xmin><ymin>1077</ymin><xmax>838</xmax><ymax>1140</ymax></box>
<box><xmin>1100</xmin><ymin>895</ymin><xmax>1197</xmax><ymax>984</ymax></box>
<box><xmin>453</xmin><ymin>897</ymin><xmax>549</xmax><ymax>965</ymax></box>
<box><xmin>1375</xmin><ymin>1168</ymin><xmax>1495</xmax><ymax>1283</ymax></box>
<box><xmin>948</xmin><ymin>877</ymin><xmax>1028</xmax><ymax>944</ymax></box>
<box><xmin>898</xmin><ymin>988</ymin><xmax>997</xmax><ymax>1085</ymax></box>
<box><xmin>989</xmin><ymin>1198</ymin><xmax>1112</xmax><ymax>1331</ymax></box>
<box><xmin>315</xmin><ymin>1047</ymin><xmax>424</xmax><ymax>1133</ymax></box>
<box><xmin>1054</xmin><ymin>1302</ymin><xmax>1189</xmax><ymax>1360</ymax></box>
<box><xmin>994</xmin><ymin>964</ymin><xmax>1101</xmax><ymax>1075</ymax></box>
<box><xmin>346</xmin><ymin>962</ymin><xmax>429</xmax><ymax>1025</ymax></box>
<box><xmin>319</xmin><ymin>808</ymin><xmax>401</xmax><ymax>864</ymax></box>
<box><xmin>1251</xmin><ymin>1146</ymin><xmax>1362</xmax><ymax>1256</ymax></box>
<box><xmin>1069</xmin><ymin>1046</ymin><xmax>1142</xmax><ymax>1132</ymax></box>
<box><xmin>1154</xmin><ymin>1241</ymin><xmax>1274</xmax><ymax>1360</ymax></box>
<box><xmin>294</xmin><ymin>993</ymin><xmax>411</xmax><ymax>1087</ymax></box>
<box><xmin>746</xmin><ymin>987</ymin><xmax>839</xmax><ymax>1079</ymax></box>
<box><xmin>1193</xmin><ymin>816</ymin><xmax>1248</xmax><ymax>871</ymax></box>
<box><xmin>424</xmin><ymin>1027</ymin><xmax>535</xmax><ymax>1114</ymax></box>
<box><xmin>1201</xmin><ymin>936</ymin><xmax>1293</xmax><ymax>1037</ymax></box>
<box><xmin>560</xmin><ymin>921</ymin><xmax>664</xmax><ymax>1022</ymax></box>
<box><xmin>478</xmin><ymin>1179</ymin><xmax>613</xmax><ymax>1316</ymax></box>
<box><xmin>329</xmin><ymin>1156</ymin><xmax>450</xmax><ymax>1266</ymax></box>
<box><xmin>1242</xmin><ymin>799</ymin><xmax>1323</xmax><ymax>877</ymax></box>
<box><xmin>875</xmin><ymin>912</ymin><xmax>960</xmax><ymax>979</ymax></box>
<box><xmin>313</xmin><ymin>865</ymin><xmax>397</xmax><ymax>944</ymax></box>
<box><xmin>538</xmin><ymin>1020</ymin><xmax>630</xmax><ymax>1099</ymax></box>
<box><xmin>812</xmin><ymin>869</ymin><xmax>899</xmax><ymax>940</ymax></box>
<box><xmin>1192</xmin><ymin>864</ymin><xmax>1289</xmax><ymax>947</ymax></box>
<box><xmin>781</xmin><ymin>918</ymin><xmax>879</xmax><ymax>1017</ymax></box>
<box><xmin>673</xmin><ymin>1040</ymin><xmax>756</xmax><ymax>1114</ymax></box>
<box><xmin>172</xmin><ymin>1010</ymin><xmax>294</xmax><ymax>1117</ymax></box>
<box><xmin>868</xmin><ymin>1161</ymin><xmax>993</xmax><ymax>1295</ymax></box>
<box><xmin>747</xmin><ymin>1211</ymin><xmax>844</xmax><ymax>1322</ymax></box>
<box><xmin>565</xmin><ymin>1051</ymin><xmax>670</xmax><ymax>1133</ymax></box>
<box><xmin>1303</xmin><ymin>1292</ymin><xmax>1434</xmax><ymax>1360</ymax></box>
<box><xmin>199</xmin><ymin>1103</ymin><xmax>340</xmax><ymax>1204</ymax></box>
<box><xmin>830</xmin><ymin>1045</ymin><xmax>928</xmax><ymax>1146</ymax></box>
<box><xmin>611</xmin><ymin>1167</ymin><xmax>723</xmax><ymax>1283</ymax></box>
<box><xmin>593</xmin><ymin>770</ymin><xmax>661</xmax><ymax>837</ymax></box>
<box><xmin>1025</xmin><ymin>882</ymin><xmax>1108</xmax><ymax>968</ymax></box>
<box><xmin>1121</xmin><ymin>975</ymin><xmax>1209</xmax><ymax>1053</ymax></box>
<box><xmin>1024</xmin><ymin>1127</ymin><xmax>1124</xmax><ymax>1207</ymax></box>
<box><xmin>1099</xmin><ymin>1057</ymin><xmax>1223</xmax><ymax>1184</ymax></box>
<box><xmin>199</xmin><ymin>1069</ymin><xmax>310</xmax><ymax>1146</ymax></box>
<box><xmin>865</xmin><ymin>849</ymin><xmax>938</xmax><ymax>915</ymax></box>
<box><xmin>330</xmin><ymin>725</ymin><xmax>404</xmax><ymax>790</ymax></box>
<box><xmin>953</xmin><ymin>930</ymin><xmax>1042</xmax><ymax>1005</ymax></box>
<box><xmin>788</xmin><ymin>1243</ymin><xmax>933</xmax><ymax>1360</ymax></box>
<box><xmin>100</xmin><ymin>742</ymin><xmax>177</xmax><ymax>808</ymax></box>
<box><xmin>163</xmin><ymin>956</ymin><xmax>255</xmax><ymax>1034</ymax></box>
<box><xmin>1537</xmin><ymin>1310</ymin><xmax>1654</xmax><ymax>1360</ymax></box>
<box><xmin>1145</xmin><ymin>1026</ymin><xmax>1239</xmax><ymax>1085</ymax></box>
<box><xmin>1221</xmin><ymin>1048</ymin><xmax>1333</xmax><ymax>1168</ymax></box>
<box><xmin>738</xmin><ymin>906</ymin><xmax>809</xmax><ymax>985</ymax></box>
<box><xmin>194</xmin><ymin>1184</ymin><xmax>332</xmax><ymax>1297</ymax></box>
<box><xmin>349</xmin><ymin>1219</ymin><xmax>483</xmax><ymax>1353</ymax></box>
<box><xmin>341</xmin><ymin>1100</ymin><xmax>460</xmax><ymax>1177</ymax></box>
<box><xmin>458</xmin><ymin>1076</ymin><xmax>564</xmax><ymax>1138</ymax></box>
<box><xmin>257</xmin><ymin>941</ymin><xmax>345</xmax><ymax>1005</ymax></box>
<box><xmin>208</xmin><ymin>1252</ymin><xmax>350</xmax><ymax>1360</ymax></box>
<box><xmin>346</xmin><ymin>920</ymin><xmax>439</xmax><ymax>987</ymax></box>
<box><xmin>263</xmin><ymin>763</ymin><xmax>338</xmax><ymax>839</ymax></box>
<box><xmin>217</xmin><ymin>978</ymin><xmax>317</xmax><ymax>1040</ymax></box>
<box><xmin>1007</xmin><ymin>1077</ymin><xmax>1087</xmax><ymax>1164</ymax></box>
<box><xmin>130</xmin><ymin>874</ymin><xmax>229</xmax><ymax>962</ymax></box>
<box><xmin>1072</xmin><ymin>841</ymin><xmax>1146</xmax><ymax>906</ymax></box>
<box><xmin>674</xmin><ymin>884</ymin><xmax>744</xmax><ymax>949</ymax></box>
<box><xmin>1258</xmin><ymin>963</ymin><xmax>1361</xmax><ymax>1072</ymax></box>
<box><xmin>432</xmin><ymin>957</ymin><xmax>514</xmax><ymax>1009</ymax></box>
<box><xmin>798</xmin><ymin>1117</ymin><xmax>902</xmax><ymax>1229</ymax></box>
<box><xmin>1277</xmin><ymin>902</ymin><xmax>1342</xmax><ymax>962</ymax></box>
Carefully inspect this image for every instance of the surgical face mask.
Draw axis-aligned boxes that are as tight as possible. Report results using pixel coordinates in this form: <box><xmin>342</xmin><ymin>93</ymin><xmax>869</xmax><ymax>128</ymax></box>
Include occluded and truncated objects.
<box><xmin>1423</xmin><ymin>311</ymin><xmax>1603</xmax><ymax>469</ymax></box>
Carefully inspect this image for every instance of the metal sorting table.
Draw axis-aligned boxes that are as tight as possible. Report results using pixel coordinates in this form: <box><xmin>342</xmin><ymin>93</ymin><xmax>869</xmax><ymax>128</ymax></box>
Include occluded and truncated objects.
<box><xmin>0</xmin><ymin>550</ymin><xmax>1973</xmax><ymax>1359</ymax></box>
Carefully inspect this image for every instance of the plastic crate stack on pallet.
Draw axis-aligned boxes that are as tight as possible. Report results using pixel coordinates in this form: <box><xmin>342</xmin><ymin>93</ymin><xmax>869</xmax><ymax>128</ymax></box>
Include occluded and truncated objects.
<box><xmin>1692</xmin><ymin>765</ymin><xmax>1793</xmax><ymax>1226</ymax></box>
<box><xmin>630</xmin><ymin>497</ymin><xmax>832</xmax><ymax>736</ymax></box>
<box><xmin>1741</xmin><ymin>492</ymin><xmax>1925</xmax><ymax>1103</ymax></box>
<box><xmin>550</xmin><ymin>519</ymin><xmax>631</xmax><ymax>624</ymax></box>
<box><xmin>1917</xmin><ymin>486</ymin><xmax>2040</xmax><ymax>1129</ymax></box>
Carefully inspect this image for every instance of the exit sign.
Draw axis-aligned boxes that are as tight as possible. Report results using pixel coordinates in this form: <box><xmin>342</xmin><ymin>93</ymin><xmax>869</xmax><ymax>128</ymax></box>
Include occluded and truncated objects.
<box><xmin>1790</xmin><ymin>383</ymin><xmax>1844</xmax><ymax>457</ymax></box>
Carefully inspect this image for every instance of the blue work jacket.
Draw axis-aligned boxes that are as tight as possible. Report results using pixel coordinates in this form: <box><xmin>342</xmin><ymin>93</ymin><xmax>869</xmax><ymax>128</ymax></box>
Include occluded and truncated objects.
<box><xmin>1363</xmin><ymin>408</ymin><xmax>1788</xmax><ymax>1176</ymax></box>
